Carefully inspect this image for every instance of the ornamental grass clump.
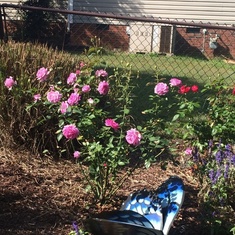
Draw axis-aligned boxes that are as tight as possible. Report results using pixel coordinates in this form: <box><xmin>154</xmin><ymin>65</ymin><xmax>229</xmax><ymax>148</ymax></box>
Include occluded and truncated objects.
<box><xmin>0</xmin><ymin>41</ymin><xmax>84</xmax><ymax>147</ymax></box>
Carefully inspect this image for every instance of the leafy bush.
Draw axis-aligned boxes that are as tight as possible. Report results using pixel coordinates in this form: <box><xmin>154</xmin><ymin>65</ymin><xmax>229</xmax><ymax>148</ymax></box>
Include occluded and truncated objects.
<box><xmin>14</xmin><ymin>0</ymin><xmax>66</xmax><ymax>47</ymax></box>
<box><xmin>1</xmin><ymin>48</ymin><xmax>167</xmax><ymax>202</ymax></box>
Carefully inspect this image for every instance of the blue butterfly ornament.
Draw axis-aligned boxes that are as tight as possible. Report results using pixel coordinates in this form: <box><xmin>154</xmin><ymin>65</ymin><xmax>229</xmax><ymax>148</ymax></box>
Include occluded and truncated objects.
<box><xmin>85</xmin><ymin>176</ymin><xmax>185</xmax><ymax>235</ymax></box>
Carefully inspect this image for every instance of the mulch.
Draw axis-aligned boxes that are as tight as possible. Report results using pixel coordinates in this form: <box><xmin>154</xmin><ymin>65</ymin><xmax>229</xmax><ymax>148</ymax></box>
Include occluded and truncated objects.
<box><xmin>0</xmin><ymin>146</ymin><xmax>204</xmax><ymax>235</ymax></box>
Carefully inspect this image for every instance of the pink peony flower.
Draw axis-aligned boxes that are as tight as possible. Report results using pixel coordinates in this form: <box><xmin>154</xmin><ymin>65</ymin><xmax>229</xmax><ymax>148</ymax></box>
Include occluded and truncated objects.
<box><xmin>60</xmin><ymin>101</ymin><xmax>69</xmax><ymax>114</ymax></box>
<box><xmin>4</xmin><ymin>76</ymin><xmax>17</xmax><ymax>90</ymax></box>
<box><xmin>191</xmin><ymin>85</ymin><xmax>199</xmax><ymax>92</ymax></box>
<box><xmin>105</xmin><ymin>118</ymin><xmax>119</xmax><ymax>131</ymax></box>
<box><xmin>33</xmin><ymin>93</ymin><xmax>41</xmax><ymax>102</ymax></box>
<box><xmin>36</xmin><ymin>67</ymin><xmax>49</xmax><ymax>82</ymax></box>
<box><xmin>169</xmin><ymin>78</ymin><xmax>182</xmax><ymax>87</ymax></box>
<box><xmin>97</xmin><ymin>81</ymin><xmax>109</xmax><ymax>95</ymax></box>
<box><xmin>125</xmin><ymin>128</ymin><xmax>142</xmax><ymax>146</ymax></box>
<box><xmin>67</xmin><ymin>92</ymin><xmax>81</xmax><ymax>106</ymax></box>
<box><xmin>179</xmin><ymin>85</ymin><xmax>191</xmax><ymax>94</ymax></box>
<box><xmin>82</xmin><ymin>85</ymin><xmax>91</xmax><ymax>93</ymax></box>
<box><xmin>185</xmin><ymin>147</ymin><xmax>192</xmax><ymax>155</ymax></box>
<box><xmin>67</xmin><ymin>72</ymin><xmax>77</xmax><ymax>85</ymax></box>
<box><xmin>95</xmin><ymin>69</ymin><xmax>108</xmax><ymax>78</ymax></box>
<box><xmin>62</xmin><ymin>124</ymin><xmax>79</xmax><ymax>139</ymax></box>
<box><xmin>154</xmin><ymin>82</ymin><xmax>169</xmax><ymax>96</ymax></box>
<box><xmin>73</xmin><ymin>151</ymin><xmax>81</xmax><ymax>158</ymax></box>
<box><xmin>47</xmin><ymin>87</ymin><xmax>62</xmax><ymax>103</ymax></box>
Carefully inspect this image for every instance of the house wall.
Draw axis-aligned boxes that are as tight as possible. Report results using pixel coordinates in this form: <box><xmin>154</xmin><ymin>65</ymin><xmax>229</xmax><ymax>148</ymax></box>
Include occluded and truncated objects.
<box><xmin>72</xmin><ymin>0</ymin><xmax>235</xmax><ymax>59</ymax></box>
<box><xmin>74</xmin><ymin>0</ymin><xmax>235</xmax><ymax>25</ymax></box>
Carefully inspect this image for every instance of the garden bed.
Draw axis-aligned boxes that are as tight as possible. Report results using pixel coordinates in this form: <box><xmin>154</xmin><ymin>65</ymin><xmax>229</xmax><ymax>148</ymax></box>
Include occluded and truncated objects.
<box><xmin>0</xmin><ymin>146</ymin><xmax>202</xmax><ymax>235</ymax></box>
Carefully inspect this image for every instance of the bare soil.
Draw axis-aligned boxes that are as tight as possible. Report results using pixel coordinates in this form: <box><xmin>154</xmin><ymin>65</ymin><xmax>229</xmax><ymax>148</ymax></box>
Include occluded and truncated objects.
<box><xmin>0</xmin><ymin>146</ymin><xmax>203</xmax><ymax>235</ymax></box>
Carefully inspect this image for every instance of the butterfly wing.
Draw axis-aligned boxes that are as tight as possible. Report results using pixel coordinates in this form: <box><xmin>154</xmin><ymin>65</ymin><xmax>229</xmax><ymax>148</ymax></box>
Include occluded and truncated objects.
<box><xmin>85</xmin><ymin>215</ymin><xmax>163</xmax><ymax>235</ymax></box>
<box><xmin>120</xmin><ymin>176</ymin><xmax>185</xmax><ymax>235</ymax></box>
<box><xmin>121</xmin><ymin>189</ymin><xmax>163</xmax><ymax>231</ymax></box>
<box><xmin>153</xmin><ymin>176</ymin><xmax>185</xmax><ymax>235</ymax></box>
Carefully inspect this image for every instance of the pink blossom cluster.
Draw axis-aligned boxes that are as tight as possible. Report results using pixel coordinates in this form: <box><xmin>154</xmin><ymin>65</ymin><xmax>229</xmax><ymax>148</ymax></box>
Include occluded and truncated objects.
<box><xmin>105</xmin><ymin>118</ymin><xmax>119</xmax><ymax>131</ymax></box>
<box><xmin>36</xmin><ymin>67</ymin><xmax>50</xmax><ymax>82</ymax></box>
<box><xmin>95</xmin><ymin>69</ymin><xmax>108</xmax><ymax>78</ymax></box>
<box><xmin>62</xmin><ymin>124</ymin><xmax>79</xmax><ymax>139</ymax></box>
<box><xmin>4</xmin><ymin>76</ymin><xmax>17</xmax><ymax>90</ymax></box>
<box><xmin>154</xmin><ymin>78</ymin><xmax>199</xmax><ymax>96</ymax></box>
<box><xmin>125</xmin><ymin>128</ymin><xmax>142</xmax><ymax>146</ymax></box>
<box><xmin>97</xmin><ymin>81</ymin><xmax>109</xmax><ymax>95</ymax></box>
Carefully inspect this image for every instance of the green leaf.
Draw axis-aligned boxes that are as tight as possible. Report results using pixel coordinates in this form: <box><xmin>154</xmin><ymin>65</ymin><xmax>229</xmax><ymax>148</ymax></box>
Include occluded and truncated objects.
<box><xmin>57</xmin><ymin>132</ymin><xmax>63</xmax><ymax>141</ymax></box>
<box><xmin>172</xmin><ymin>114</ymin><xmax>179</xmax><ymax>122</ymax></box>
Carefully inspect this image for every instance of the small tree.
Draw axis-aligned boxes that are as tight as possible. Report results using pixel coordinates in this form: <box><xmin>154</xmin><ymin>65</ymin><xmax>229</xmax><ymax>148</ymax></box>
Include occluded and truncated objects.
<box><xmin>16</xmin><ymin>0</ymin><xmax>66</xmax><ymax>47</ymax></box>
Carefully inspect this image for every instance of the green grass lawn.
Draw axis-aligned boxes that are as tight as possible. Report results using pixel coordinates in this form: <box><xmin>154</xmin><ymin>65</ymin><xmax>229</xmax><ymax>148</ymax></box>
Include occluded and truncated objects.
<box><xmin>79</xmin><ymin>52</ymin><xmax>235</xmax><ymax>85</ymax></box>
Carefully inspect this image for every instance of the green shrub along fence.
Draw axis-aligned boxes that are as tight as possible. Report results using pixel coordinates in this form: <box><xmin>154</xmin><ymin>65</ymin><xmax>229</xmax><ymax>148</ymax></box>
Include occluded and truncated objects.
<box><xmin>1</xmin><ymin>3</ymin><xmax>235</xmax><ymax>85</ymax></box>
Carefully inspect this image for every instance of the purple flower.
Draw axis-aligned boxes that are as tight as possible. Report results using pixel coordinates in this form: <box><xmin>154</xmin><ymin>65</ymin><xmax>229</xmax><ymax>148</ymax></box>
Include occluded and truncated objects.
<box><xmin>224</xmin><ymin>162</ymin><xmax>229</xmax><ymax>179</ymax></box>
<box><xmin>72</xmin><ymin>221</ymin><xmax>79</xmax><ymax>235</ymax></box>
<box><xmin>192</xmin><ymin>147</ymin><xmax>200</xmax><ymax>162</ymax></box>
<box><xmin>213</xmin><ymin>169</ymin><xmax>221</xmax><ymax>184</ymax></box>
<box><xmin>208</xmin><ymin>169</ymin><xmax>214</xmax><ymax>182</ymax></box>
<box><xmin>231</xmin><ymin>155</ymin><xmax>235</xmax><ymax>166</ymax></box>
<box><xmin>215</xmin><ymin>150</ymin><xmax>224</xmax><ymax>165</ymax></box>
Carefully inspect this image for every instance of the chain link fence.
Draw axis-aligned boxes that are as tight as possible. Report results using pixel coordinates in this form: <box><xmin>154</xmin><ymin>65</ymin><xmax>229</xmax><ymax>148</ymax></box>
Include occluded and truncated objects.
<box><xmin>1</xmin><ymin>3</ymin><xmax>235</xmax><ymax>85</ymax></box>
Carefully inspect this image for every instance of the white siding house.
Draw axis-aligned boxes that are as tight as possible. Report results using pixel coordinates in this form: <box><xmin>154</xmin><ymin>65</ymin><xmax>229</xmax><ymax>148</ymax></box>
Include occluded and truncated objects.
<box><xmin>74</xmin><ymin>0</ymin><xmax>235</xmax><ymax>25</ymax></box>
<box><xmin>4</xmin><ymin>0</ymin><xmax>235</xmax><ymax>25</ymax></box>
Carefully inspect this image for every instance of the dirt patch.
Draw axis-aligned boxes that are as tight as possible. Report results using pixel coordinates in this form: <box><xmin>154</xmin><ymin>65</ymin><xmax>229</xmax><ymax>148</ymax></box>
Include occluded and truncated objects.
<box><xmin>0</xmin><ymin>146</ymin><xmax>203</xmax><ymax>235</ymax></box>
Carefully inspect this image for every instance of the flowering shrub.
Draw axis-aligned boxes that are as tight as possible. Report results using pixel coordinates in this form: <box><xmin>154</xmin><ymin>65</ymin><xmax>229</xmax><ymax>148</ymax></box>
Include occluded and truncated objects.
<box><xmin>186</xmin><ymin>142</ymin><xmax>235</xmax><ymax>234</ymax></box>
<box><xmin>144</xmin><ymin>77</ymin><xmax>201</xmax><ymax>145</ymax></box>
<box><xmin>2</xmin><ymin>63</ymin><xmax>166</xmax><ymax>202</ymax></box>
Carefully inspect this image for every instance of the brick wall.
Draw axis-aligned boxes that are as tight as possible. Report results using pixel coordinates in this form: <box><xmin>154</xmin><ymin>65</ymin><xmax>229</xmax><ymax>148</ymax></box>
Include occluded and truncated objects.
<box><xmin>175</xmin><ymin>27</ymin><xmax>235</xmax><ymax>59</ymax></box>
<box><xmin>64</xmin><ymin>23</ymin><xmax>235</xmax><ymax>59</ymax></box>
<box><xmin>69</xmin><ymin>23</ymin><xmax>129</xmax><ymax>51</ymax></box>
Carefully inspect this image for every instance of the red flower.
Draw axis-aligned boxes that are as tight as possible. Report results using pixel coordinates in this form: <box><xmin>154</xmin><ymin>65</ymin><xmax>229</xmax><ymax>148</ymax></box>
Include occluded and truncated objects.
<box><xmin>232</xmin><ymin>87</ymin><xmax>235</xmax><ymax>95</ymax></box>
<box><xmin>191</xmin><ymin>85</ymin><xmax>199</xmax><ymax>92</ymax></box>
<box><xmin>179</xmin><ymin>85</ymin><xmax>191</xmax><ymax>94</ymax></box>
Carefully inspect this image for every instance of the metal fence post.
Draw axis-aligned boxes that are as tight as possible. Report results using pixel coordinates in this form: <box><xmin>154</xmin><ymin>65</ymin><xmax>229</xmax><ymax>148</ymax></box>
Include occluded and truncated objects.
<box><xmin>0</xmin><ymin>6</ymin><xmax>4</xmax><ymax>41</ymax></box>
